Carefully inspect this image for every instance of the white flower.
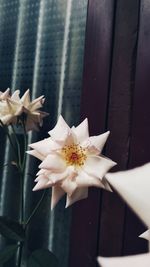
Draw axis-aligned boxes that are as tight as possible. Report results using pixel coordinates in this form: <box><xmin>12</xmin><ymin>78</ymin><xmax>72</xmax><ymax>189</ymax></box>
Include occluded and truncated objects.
<box><xmin>97</xmin><ymin>253</ymin><xmax>150</xmax><ymax>267</ymax></box>
<box><xmin>0</xmin><ymin>89</ymin><xmax>48</xmax><ymax>130</ymax></box>
<box><xmin>27</xmin><ymin>115</ymin><xmax>116</xmax><ymax>208</ymax></box>
<box><xmin>0</xmin><ymin>90</ymin><xmax>23</xmax><ymax>125</ymax></box>
<box><xmin>0</xmin><ymin>88</ymin><xmax>10</xmax><ymax>100</ymax></box>
<box><xmin>18</xmin><ymin>89</ymin><xmax>49</xmax><ymax>131</ymax></box>
<box><xmin>105</xmin><ymin>163</ymin><xmax>150</xmax><ymax>227</ymax></box>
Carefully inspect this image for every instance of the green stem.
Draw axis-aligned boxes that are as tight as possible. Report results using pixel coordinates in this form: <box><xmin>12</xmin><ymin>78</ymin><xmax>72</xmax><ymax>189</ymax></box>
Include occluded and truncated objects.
<box><xmin>10</xmin><ymin>124</ymin><xmax>22</xmax><ymax>169</ymax></box>
<box><xmin>25</xmin><ymin>190</ymin><xmax>46</xmax><ymax>228</ymax></box>
<box><xmin>6</xmin><ymin>123</ymin><xmax>25</xmax><ymax>267</ymax></box>
<box><xmin>1</xmin><ymin>120</ymin><xmax>46</xmax><ymax>266</ymax></box>
<box><xmin>6</xmin><ymin>130</ymin><xmax>16</xmax><ymax>154</ymax></box>
<box><xmin>19</xmin><ymin>170</ymin><xmax>24</xmax><ymax>224</ymax></box>
<box><xmin>21</xmin><ymin>120</ymin><xmax>27</xmax><ymax>172</ymax></box>
<box><xmin>17</xmin><ymin>242</ymin><xmax>23</xmax><ymax>267</ymax></box>
<box><xmin>9</xmin><ymin>124</ymin><xmax>24</xmax><ymax>223</ymax></box>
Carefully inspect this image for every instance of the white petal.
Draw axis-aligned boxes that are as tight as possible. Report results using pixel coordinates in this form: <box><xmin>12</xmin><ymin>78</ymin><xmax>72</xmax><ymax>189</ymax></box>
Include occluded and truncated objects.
<box><xmin>65</xmin><ymin>187</ymin><xmax>88</xmax><ymax>208</ymax></box>
<box><xmin>97</xmin><ymin>253</ymin><xmax>150</xmax><ymax>267</ymax></box>
<box><xmin>76</xmin><ymin>170</ymin><xmax>105</xmax><ymax>188</ymax></box>
<box><xmin>34</xmin><ymin>176</ymin><xmax>42</xmax><ymax>182</ymax></box>
<box><xmin>34</xmin><ymin>174</ymin><xmax>51</xmax><ymax>182</ymax></box>
<box><xmin>21</xmin><ymin>89</ymin><xmax>30</xmax><ymax>106</ymax></box>
<box><xmin>0</xmin><ymin>114</ymin><xmax>14</xmax><ymax>125</ymax></box>
<box><xmin>84</xmin><ymin>156</ymin><xmax>116</xmax><ymax>180</ymax></box>
<box><xmin>11</xmin><ymin>90</ymin><xmax>20</xmax><ymax>101</ymax></box>
<box><xmin>0</xmin><ymin>88</ymin><xmax>10</xmax><ymax>100</ymax></box>
<box><xmin>36</xmin><ymin>169</ymin><xmax>51</xmax><ymax>176</ymax></box>
<box><xmin>105</xmin><ymin>163</ymin><xmax>150</xmax><ymax>227</ymax></box>
<box><xmin>102</xmin><ymin>177</ymin><xmax>113</xmax><ymax>192</ymax></box>
<box><xmin>48</xmin><ymin>115</ymin><xmax>71</xmax><ymax>143</ymax></box>
<box><xmin>49</xmin><ymin>166</ymin><xmax>76</xmax><ymax>183</ymax></box>
<box><xmin>27</xmin><ymin>150</ymin><xmax>45</xmax><ymax>161</ymax></box>
<box><xmin>139</xmin><ymin>230</ymin><xmax>150</xmax><ymax>241</ymax></box>
<box><xmin>72</xmin><ymin>118</ymin><xmax>89</xmax><ymax>143</ymax></box>
<box><xmin>29</xmin><ymin>137</ymin><xmax>61</xmax><ymax>156</ymax></box>
<box><xmin>28</xmin><ymin>95</ymin><xmax>44</xmax><ymax>111</ymax></box>
<box><xmin>84</xmin><ymin>131</ymin><xmax>110</xmax><ymax>154</ymax></box>
<box><xmin>61</xmin><ymin>175</ymin><xmax>77</xmax><ymax>196</ymax></box>
<box><xmin>39</xmin><ymin>154</ymin><xmax>66</xmax><ymax>172</ymax></box>
<box><xmin>7</xmin><ymin>99</ymin><xmax>23</xmax><ymax>116</ymax></box>
<box><xmin>33</xmin><ymin>177</ymin><xmax>51</xmax><ymax>191</ymax></box>
<box><xmin>49</xmin><ymin>169</ymin><xmax>69</xmax><ymax>183</ymax></box>
<box><xmin>51</xmin><ymin>186</ymin><xmax>65</xmax><ymax>209</ymax></box>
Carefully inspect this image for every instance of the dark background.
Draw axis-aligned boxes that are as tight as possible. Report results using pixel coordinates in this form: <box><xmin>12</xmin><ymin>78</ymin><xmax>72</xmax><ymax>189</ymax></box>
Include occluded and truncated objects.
<box><xmin>69</xmin><ymin>0</ymin><xmax>150</xmax><ymax>266</ymax></box>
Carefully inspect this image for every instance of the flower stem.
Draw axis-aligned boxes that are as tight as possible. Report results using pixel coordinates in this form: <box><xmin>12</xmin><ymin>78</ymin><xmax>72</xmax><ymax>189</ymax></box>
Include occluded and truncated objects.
<box><xmin>1</xmin><ymin>120</ymin><xmax>46</xmax><ymax>267</ymax></box>
<box><xmin>10</xmin><ymin>124</ymin><xmax>22</xmax><ymax>169</ymax></box>
<box><xmin>25</xmin><ymin>190</ymin><xmax>46</xmax><ymax>228</ymax></box>
<box><xmin>16</xmin><ymin>242</ymin><xmax>23</xmax><ymax>267</ymax></box>
<box><xmin>21</xmin><ymin>119</ymin><xmax>27</xmax><ymax>172</ymax></box>
<box><xmin>5</xmin><ymin>123</ymin><xmax>25</xmax><ymax>267</ymax></box>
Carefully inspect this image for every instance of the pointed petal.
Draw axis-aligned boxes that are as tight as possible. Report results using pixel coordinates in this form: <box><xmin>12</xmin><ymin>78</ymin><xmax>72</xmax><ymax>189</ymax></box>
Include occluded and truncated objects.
<box><xmin>84</xmin><ymin>156</ymin><xmax>116</xmax><ymax>180</ymax></box>
<box><xmin>27</xmin><ymin>150</ymin><xmax>45</xmax><ymax>161</ymax></box>
<box><xmin>66</xmin><ymin>187</ymin><xmax>88</xmax><ymax>208</ymax></box>
<box><xmin>61</xmin><ymin>176</ymin><xmax>77</xmax><ymax>196</ymax></box>
<box><xmin>36</xmin><ymin>169</ymin><xmax>50</xmax><ymax>176</ymax></box>
<box><xmin>49</xmin><ymin>166</ymin><xmax>75</xmax><ymax>183</ymax></box>
<box><xmin>97</xmin><ymin>253</ymin><xmax>150</xmax><ymax>267</ymax></box>
<box><xmin>73</xmin><ymin>118</ymin><xmax>89</xmax><ymax>143</ymax></box>
<box><xmin>105</xmin><ymin>163</ymin><xmax>150</xmax><ymax>227</ymax></box>
<box><xmin>139</xmin><ymin>230</ymin><xmax>150</xmax><ymax>241</ymax></box>
<box><xmin>0</xmin><ymin>114</ymin><xmax>14</xmax><ymax>125</ymax></box>
<box><xmin>35</xmin><ymin>176</ymin><xmax>42</xmax><ymax>182</ymax></box>
<box><xmin>28</xmin><ymin>95</ymin><xmax>45</xmax><ymax>111</ymax></box>
<box><xmin>51</xmin><ymin>186</ymin><xmax>65</xmax><ymax>209</ymax></box>
<box><xmin>34</xmin><ymin>174</ymin><xmax>52</xmax><ymax>183</ymax></box>
<box><xmin>85</xmin><ymin>131</ymin><xmax>110</xmax><ymax>154</ymax></box>
<box><xmin>39</xmin><ymin>154</ymin><xmax>66</xmax><ymax>172</ymax></box>
<box><xmin>0</xmin><ymin>88</ymin><xmax>10</xmax><ymax>100</ymax></box>
<box><xmin>5</xmin><ymin>88</ymin><xmax>10</xmax><ymax>96</ymax></box>
<box><xmin>29</xmin><ymin>138</ymin><xmax>61</xmax><ymax>156</ymax></box>
<box><xmin>48</xmin><ymin>115</ymin><xmax>71</xmax><ymax>143</ymax></box>
<box><xmin>102</xmin><ymin>177</ymin><xmax>113</xmax><ymax>192</ymax></box>
<box><xmin>76</xmin><ymin>170</ymin><xmax>105</xmax><ymax>188</ymax></box>
<box><xmin>7</xmin><ymin>99</ymin><xmax>23</xmax><ymax>116</ymax></box>
<box><xmin>11</xmin><ymin>90</ymin><xmax>20</xmax><ymax>101</ymax></box>
<box><xmin>49</xmin><ymin>169</ymin><xmax>69</xmax><ymax>183</ymax></box>
<box><xmin>33</xmin><ymin>177</ymin><xmax>50</xmax><ymax>191</ymax></box>
<box><xmin>21</xmin><ymin>89</ymin><xmax>30</xmax><ymax>106</ymax></box>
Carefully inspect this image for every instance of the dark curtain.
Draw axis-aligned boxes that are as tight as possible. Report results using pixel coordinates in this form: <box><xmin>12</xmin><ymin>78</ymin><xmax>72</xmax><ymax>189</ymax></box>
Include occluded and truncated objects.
<box><xmin>0</xmin><ymin>0</ymin><xmax>88</xmax><ymax>266</ymax></box>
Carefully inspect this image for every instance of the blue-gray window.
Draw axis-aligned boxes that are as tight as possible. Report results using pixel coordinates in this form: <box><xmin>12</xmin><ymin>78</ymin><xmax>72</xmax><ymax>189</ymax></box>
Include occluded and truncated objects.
<box><xmin>0</xmin><ymin>1</ymin><xmax>88</xmax><ymax>266</ymax></box>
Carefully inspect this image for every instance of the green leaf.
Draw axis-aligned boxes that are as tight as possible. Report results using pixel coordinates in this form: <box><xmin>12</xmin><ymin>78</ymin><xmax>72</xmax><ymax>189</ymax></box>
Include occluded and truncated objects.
<box><xmin>0</xmin><ymin>245</ymin><xmax>18</xmax><ymax>264</ymax></box>
<box><xmin>27</xmin><ymin>249</ymin><xmax>58</xmax><ymax>267</ymax></box>
<box><xmin>0</xmin><ymin>216</ymin><xmax>25</xmax><ymax>241</ymax></box>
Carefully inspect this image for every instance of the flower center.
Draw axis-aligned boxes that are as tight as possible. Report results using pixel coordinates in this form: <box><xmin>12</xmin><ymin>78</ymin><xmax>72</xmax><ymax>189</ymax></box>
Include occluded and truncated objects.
<box><xmin>61</xmin><ymin>144</ymin><xmax>87</xmax><ymax>167</ymax></box>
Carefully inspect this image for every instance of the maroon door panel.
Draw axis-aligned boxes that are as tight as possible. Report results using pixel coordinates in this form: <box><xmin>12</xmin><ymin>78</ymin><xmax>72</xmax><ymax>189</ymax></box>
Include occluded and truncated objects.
<box><xmin>69</xmin><ymin>0</ymin><xmax>116</xmax><ymax>266</ymax></box>
<box><xmin>69</xmin><ymin>0</ymin><xmax>149</xmax><ymax>266</ymax></box>
<box><xmin>98</xmin><ymin>0</ymin><xmax>144</xmax><ymax>257</ymax></box>
<box><xmin>123</xmin><ymin>0</ymin><xmax>150</xmax><ymax>255</ymax></box>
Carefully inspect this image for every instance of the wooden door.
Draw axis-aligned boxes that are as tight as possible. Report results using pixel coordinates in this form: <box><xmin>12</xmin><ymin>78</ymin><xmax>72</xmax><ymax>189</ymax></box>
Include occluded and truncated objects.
<box><xmin>69</xmin><ymin>1</ymin><xmax>149</xmax><ymax>266</ymax></box>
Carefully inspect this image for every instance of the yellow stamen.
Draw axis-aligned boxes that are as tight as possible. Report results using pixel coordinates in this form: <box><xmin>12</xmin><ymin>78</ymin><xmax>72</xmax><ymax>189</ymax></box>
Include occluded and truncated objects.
<box><xmin>61</xmin><ymin>144</ymin><xmax>87</xmax><ymax>167</ymax></box>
